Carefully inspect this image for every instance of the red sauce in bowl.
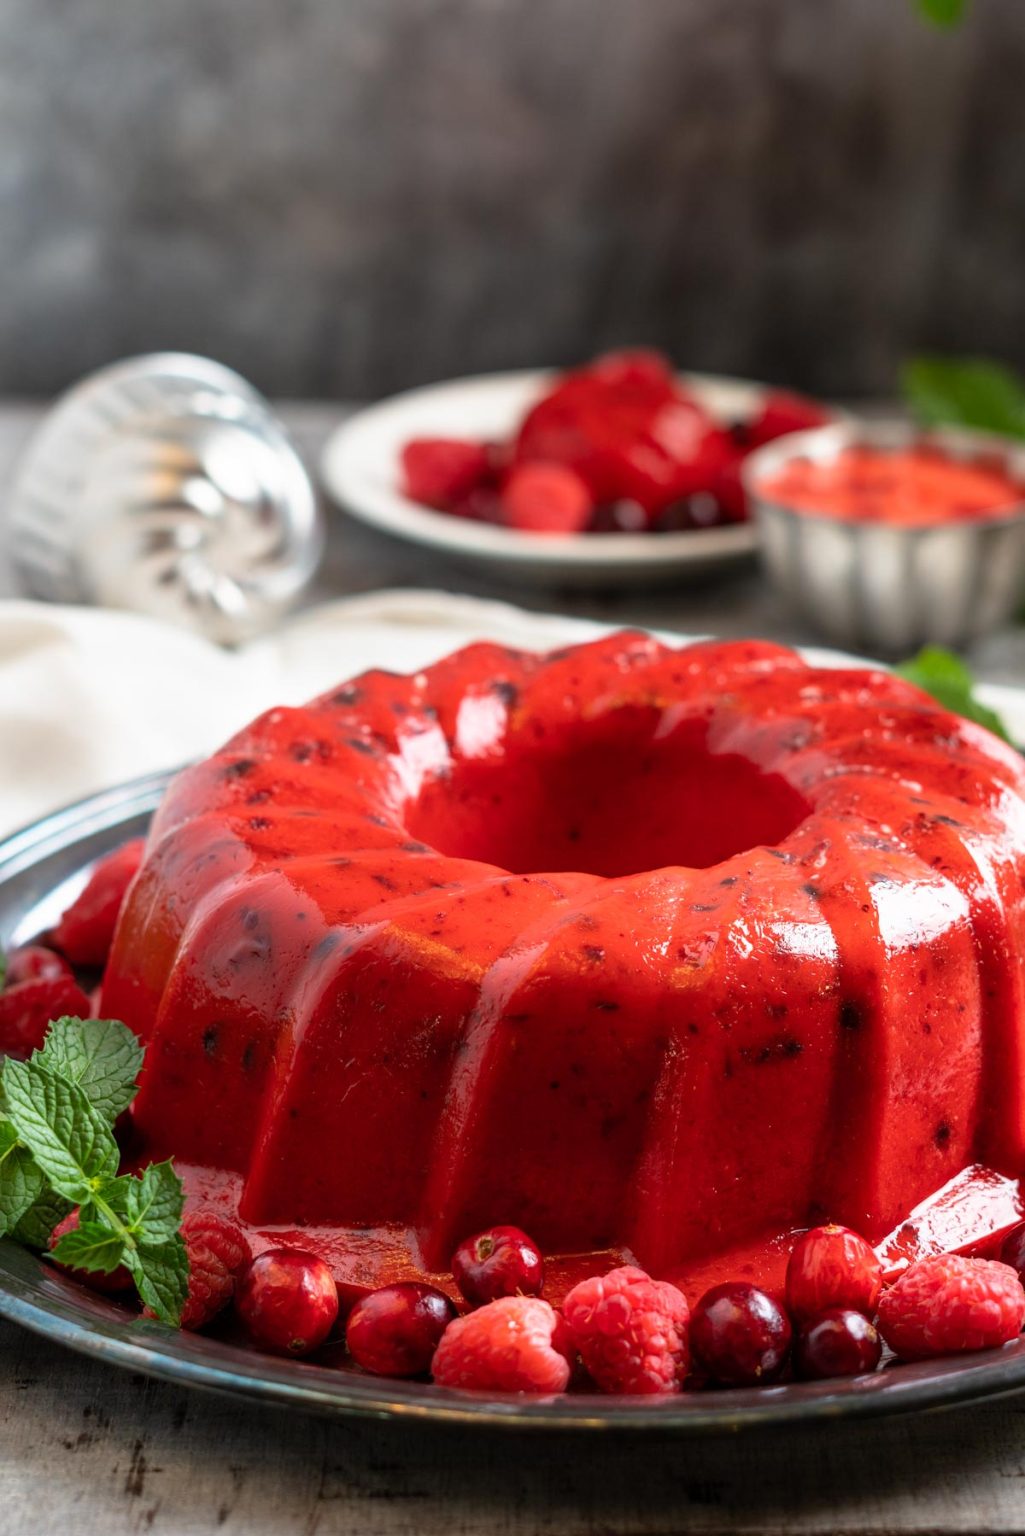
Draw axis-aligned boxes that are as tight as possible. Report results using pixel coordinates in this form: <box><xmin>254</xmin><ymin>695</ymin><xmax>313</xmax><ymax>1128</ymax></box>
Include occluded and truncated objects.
<box><xmin>760</xmin><ymin>443</ymin><xmax>1025</xmax><ymax>527</ymax></box>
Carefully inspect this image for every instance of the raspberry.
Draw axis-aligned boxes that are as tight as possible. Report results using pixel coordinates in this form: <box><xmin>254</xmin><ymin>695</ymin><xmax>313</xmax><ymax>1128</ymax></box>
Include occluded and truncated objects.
<box><xmin>51</xmin><ymin>839</ymin><xmax>145</xmax><ymax>969</ymax></box>
<box><xmin>49</xmin><ymin>1208</ymin><xmax>134</xmax><ymax>1295</ymax></box>
<box><xmin>877</xmin><ymin>1255</ymin><xmax>1025</xmax><ymax>1361</ymax></box>
<box><xmin>500</xmin><ymin>463</ymin><xmax>593</xmax><ymax>534</ymax></box>
<box><xmin>431</xmin><ymin>1296</ymin><xmax>572</xmax><ymax>1394</ymax></box>
<box><xmin>3</xmin><ymin>945</ymin><xmax>73</xmax><ymax>987</ymax></box>
<box><xmin>0</xmin><ymin>976</ymin><xmax>94</xmax><ymax>1057</ymax></box>
<box><xmin>400</xmin><ymin>438</ymin><xmax>491</xmax><ymax>511</ymax></box>
<box><xmin>177</xmin><ymin>1213</ymin><xmax>252</xmax><ymax>1331</ymax></box>
<box><xmin>786</xmin><ymin>1224</ymin><xmax>882</xmax><ymax>1322</ymax></box>
<box><xmin>562</xmin><ymin>1264</ymin><xmax>689</xmax><ymax>1395</ymax></box>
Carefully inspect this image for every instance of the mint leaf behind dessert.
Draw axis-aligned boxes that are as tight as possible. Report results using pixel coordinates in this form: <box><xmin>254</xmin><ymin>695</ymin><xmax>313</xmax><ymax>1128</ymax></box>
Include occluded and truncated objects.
<box><xmin>1</xmin><ymin>1058</ymin><xmax>119</xmax><ymax>1201</ymax></box>
<box><xmin>0</xmin><ymin>948</ymin><xmax>6</xmax><ymax>991</ymax></box>
<box><xmin>916</xmin><ymin>0</ymin><xmax>968</xmax><ymax>26</ymax></box>
<box><xmin>127</xmin><ymin>1235</ymin><xmax>188</xmax><ymax>1327</ymax></box>
<box><xmin>37</xmin><ymin>1016</ymin><xmax>144</xmax><ymax>1124</ymax></box>
<box><xmin>903</xmin><ymin>356</ymin><xmax>1025</xmax><ymax>438</ymax></box>
<box><xmin>123</xmin><ymin>1160</ymin><xmax>184</xmax><ymax>1246</ymax></box>
<box><xmin>0</xmin><ymin>1121</ymin><xmax>44</xmax><ymax>1237</ymax></box>
<box><xmin>51</xmin><ymin>1219</ymin><xmax>126</xmax><ymax>1275</ymax></box>
<box><xmin>896</xmin><ymin>647</ymin><xmax>1012</xmax><ymax>741</ymax></box>
<box><xmin>12</xmin><ymin>1189</ymin><xmax>72</xmax><ymax>1250</ymax></box>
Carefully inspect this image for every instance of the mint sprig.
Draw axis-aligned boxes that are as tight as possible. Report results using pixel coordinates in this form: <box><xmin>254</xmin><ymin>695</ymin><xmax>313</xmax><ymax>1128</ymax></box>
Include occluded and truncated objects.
<box><xmin>896</xmin><ymin>646</ymin><xmax>1012</xmax><ymax>742</ymax></box>
<box><xmin>902</xmin><ymin>356</ymin><xmax>1025</xmax><ymax>440</ymax></box>
<box><xmin>40</xmin><ymin>1016</ymin><xmax>144</xmax><ymax>1123</ymax></box>
<box><xmin>917</xmin><ymin>0</ymin><xmax>967</xmax><ymax>26</ymax></box>
<box><xmin>0</xmin><ymin>1016</ymin><xmax>187</xmax><ymax>1326</ymax></box>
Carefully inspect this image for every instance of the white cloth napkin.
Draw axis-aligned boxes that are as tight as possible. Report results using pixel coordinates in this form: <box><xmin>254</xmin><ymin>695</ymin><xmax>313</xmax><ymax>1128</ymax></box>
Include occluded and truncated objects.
<box><xmin>0</xmin><ymin>591</ymin><xmax>613</xmax><ymax>840</ymax></box>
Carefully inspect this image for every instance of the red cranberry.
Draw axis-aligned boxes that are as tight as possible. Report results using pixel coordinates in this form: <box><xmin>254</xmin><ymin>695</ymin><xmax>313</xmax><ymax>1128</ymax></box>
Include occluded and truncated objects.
<box><xmin>48</xmin><ymin>1208</ymin><xmax>134</xmax><ymax>1294</ymax></box>
<box><xmin>999</xmin><ymin>1221</ymin><xmax>1025</xmax><ymax>1282</ymax></box>
<box><xmin>451</xmin><ymin>1225</ymin><xmax>545</xmax><ymax>1306</ymax></box>
<box><xmin>346</xmin><ymin>1283</ymin><xmax>457</xmax><ymax>1377</ymax></box>
<box><xmin>589</xmin><ymin>499</ymin><xmax>649</xmax><ymax>533</ymax></box>
<box><xmin>4</xmin><ymin>945</ymin><xmax>73</xmax><ymax>988</ymax></box>
<box><xmin>786</xmin><ymin>1224</ymin><xmax>882</xmax><ymax>1322</ymax></box>
<box><xmin>690</xmin><ymin>1282</ymin><xmax>792</xmax><ymax>1386</ymax></box>
<box><xmin>235</xmin><ymin>1247</ymin><xmax>338</xmax><ymax>1356</ymax></box>
<box><xmin>653</xmin><ymin>493</ymin><xmax>727</xmax><ymax>532</ymax></box>
<box><xmin>795</xmin><ymin>1307</ymin><xmax>882</xmax><ymax>1380</ymax></box>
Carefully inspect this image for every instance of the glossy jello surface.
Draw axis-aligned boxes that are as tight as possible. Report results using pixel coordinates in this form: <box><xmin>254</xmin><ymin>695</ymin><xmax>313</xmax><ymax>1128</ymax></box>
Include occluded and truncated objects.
<box><xmin>761</xmin><ymin>443</ymin><xmax>1025</xmax><ymax>526</ymax></box>
<box><xmin>101</xmin><ymin>633</ymin><xmax>1025</xmax><ymax>1292</ymax></box>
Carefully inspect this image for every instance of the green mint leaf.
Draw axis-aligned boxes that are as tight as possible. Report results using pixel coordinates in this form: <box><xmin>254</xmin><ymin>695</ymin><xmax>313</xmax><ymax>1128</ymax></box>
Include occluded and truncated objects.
<box><xmin>896</xmin><ymin>646</ymin><xmax>1012</xmax><ymax>741</ymax></box>
<box><xmin>916</xmin><ymin>0</ymin><xmax>967</xmax><ymax>25</ymax></box>
<box><xmin>0</xmin><ymin>947</ymin><xmax>6</xmax><ymax>992</ymax></box>
<box><xmin>126</xmin><ymin>1235</ymin><xmax>188</xmax><ymax>1327</ymax></box>
<box><xmin>1</xmin><ymin>1058</ymin><xmax>118</xmax><ymax>1201</ymax></box>
<box><xmin>12</xmin><ymin>1189</ymin><xmax>72</xmax><ymax>1250</ymax></box>
<box><xmin>0</xmin><ymin>1122</ymin><xmax>45</xmax><ymax>1237</ymax></box>
<box><xmin>123</xmin><ymin>1161</ymin><xmax>184</xmax><ymax>1246</ymax></box>
<box><xmin>51</xmin><ymin>1219</ymin><xmax>126</xmax><ymax>1275</ymax></box>
<box><xmin>902</xmin><ymin>356</ymin><xmax>1025</xmax><ymax>439</ymax></box>
<box><xmin>37</xmin><ymin>1017</ymin><xmax>144</xmax><ymax>1124</ymax></box>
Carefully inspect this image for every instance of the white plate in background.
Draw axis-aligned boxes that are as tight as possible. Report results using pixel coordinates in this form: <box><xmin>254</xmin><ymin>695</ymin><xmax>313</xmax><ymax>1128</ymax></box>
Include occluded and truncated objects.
<box><xmin>320</xmin><ymin>369</ymin><xmax>768</xmax><ymax>587</ymax></box>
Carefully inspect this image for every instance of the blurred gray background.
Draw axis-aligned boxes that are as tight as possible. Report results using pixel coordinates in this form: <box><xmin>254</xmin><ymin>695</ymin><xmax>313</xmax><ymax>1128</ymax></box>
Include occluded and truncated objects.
<box><xmin>1</xmin><ymin>0</ymin><xmax>1022</xmax><ymax>402</ymax></box>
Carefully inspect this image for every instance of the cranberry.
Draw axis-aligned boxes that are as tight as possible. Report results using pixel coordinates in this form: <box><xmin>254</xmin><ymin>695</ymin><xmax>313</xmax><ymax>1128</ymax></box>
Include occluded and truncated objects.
<box><xmin>786</xmin><ymin>1224</ymin><xmax>883</xmax><ymax>1322</ymax></box>
<box><xmin>589</xmin><ymin>499</ymin><xmax>648</xmax><ymax>533</ymax></box>
<box><xmin>3</xmin><ymin>945</ymin><xmax>73</xmax><ymax>988</ymax></box>
<box><xmin>690</xmin><ymin>1282</ymin><xmax>792</xmax><ymax>1386</ymax></box>
<box><xmin>451</xmin><ymin>1225</ymin><xmax>545</xmax><ymax>1306</ymax></box>
<box><xmin>795</xmin><ymin>1308</ymin><xmax>882</xmax><ymax>1380</ymax></box>
<box><xmin>346</xmin><ymin>1282</ymin><xmax>457</xmax><ymax>1377</ymax></box>
<box><xmin>48</xmin><ymin>1208</ymin><xmax>134</xmax><ymax>1294</ymax></box>
<box><xmin>999</xmin><ymin>1221</ymin><xmax>1025</xmax><ymax>1282</ymax></box>
<box><xmin>652</xmin><ymin>493</ymin><xmax>728</xmax><ymax>532</ymax></box>
<box><xmin>235</xmin><ymin>1247</ymin><xmax>338</xmax><ymax>1356</ymax></box>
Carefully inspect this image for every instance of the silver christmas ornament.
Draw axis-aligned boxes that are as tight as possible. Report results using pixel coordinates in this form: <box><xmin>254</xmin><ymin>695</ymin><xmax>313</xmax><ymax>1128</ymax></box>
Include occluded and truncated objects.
<box><xmin>6</xmin><ymin>353</ymin><xmax>324</xmax><ymax>645</ymax></box>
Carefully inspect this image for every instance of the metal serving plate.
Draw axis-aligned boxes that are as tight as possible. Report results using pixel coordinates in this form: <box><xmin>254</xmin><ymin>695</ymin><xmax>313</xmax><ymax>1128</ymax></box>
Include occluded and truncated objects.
<box><xmin>4</xmin><ymin>773</ymin><xmax>1025</xmax><ymax>1432</ymax></box>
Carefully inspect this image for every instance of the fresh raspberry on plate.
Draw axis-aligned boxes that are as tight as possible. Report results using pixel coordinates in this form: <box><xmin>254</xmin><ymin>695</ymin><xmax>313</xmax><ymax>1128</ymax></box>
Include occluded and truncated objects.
<box><xmin>51</xmin><ymin>839</ymin><xmax>145</xmax><ymax>969</ymax></box>
<box><xmin>400</xmin><ymin>438</ymin><xmax>491</xmax><ymax>511</ymax></box>
<box><xmin>562</xmin><ymin>1264</ymin><xmax>689</xmax><ymax>1395</ymax></box>
<box><xmin>500</xmin><ymin>462</ymin><xmax>593</xmax><ymax>534</ymax></box>
<box><xmin>3</xmin><ymin>945</ymin><xmax>73</xmax><ymax>987</ymax></box>
<box><xmin>877</xmin><ymin>1255</ymin><xmax>1025</xmax><ymax>1361</ymax></box>
<box><xmin>165</xmin><ymin>1213</ymin><xmax>252</xmax><ymax>1332</ymax></box>
<box><xmin>431</xmin><ymin>1296</ymin><xmax>572</xmax><ymax>1394</ymax></box>
<box><xmin>0</xmin><ymin>976</ymin><xmax>94</xmax><ymax>1057</ymax></box>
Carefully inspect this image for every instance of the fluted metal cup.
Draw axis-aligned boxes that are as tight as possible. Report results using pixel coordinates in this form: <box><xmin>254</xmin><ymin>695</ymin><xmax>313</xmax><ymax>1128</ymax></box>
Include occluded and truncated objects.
<box><xmin>6</xmin><ymin>353</ymin><xmax>324</xmax><ymax>645</ymax></box>
<box><xmin>744</xmin><ymin>420</ymin><xmax>1025</xmax><ymax>656</ymax></box>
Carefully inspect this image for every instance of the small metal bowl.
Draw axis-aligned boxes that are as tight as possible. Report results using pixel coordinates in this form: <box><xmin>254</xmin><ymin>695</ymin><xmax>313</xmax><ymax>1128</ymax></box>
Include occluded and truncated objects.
<box><xmin>744</xmin><ymin>420</ymin><xmax>1025</xmax><ymax>655</ymax></box>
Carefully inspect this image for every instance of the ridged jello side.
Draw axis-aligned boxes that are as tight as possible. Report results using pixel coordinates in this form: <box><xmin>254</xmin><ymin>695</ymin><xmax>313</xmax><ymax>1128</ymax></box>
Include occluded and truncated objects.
<box><xmin>100</xmin><ymin>634</ymin><xmax>1025</xmax><ymax>1276</ymax></box>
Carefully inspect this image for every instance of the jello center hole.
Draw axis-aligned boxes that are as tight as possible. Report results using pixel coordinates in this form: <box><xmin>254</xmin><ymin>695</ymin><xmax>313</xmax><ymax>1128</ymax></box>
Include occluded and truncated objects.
<box><xmin>403</xmin><ymin>708</ymin><xmax>811</xmax><ymax>877</ymax></box>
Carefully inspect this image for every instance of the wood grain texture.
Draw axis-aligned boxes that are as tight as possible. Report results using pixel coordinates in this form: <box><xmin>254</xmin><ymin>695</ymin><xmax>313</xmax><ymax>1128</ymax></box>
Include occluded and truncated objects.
<box><xmin>6</xmin><ymin>1316</ymin><xmax>1025</xmax><ymax>1536</ymax></box>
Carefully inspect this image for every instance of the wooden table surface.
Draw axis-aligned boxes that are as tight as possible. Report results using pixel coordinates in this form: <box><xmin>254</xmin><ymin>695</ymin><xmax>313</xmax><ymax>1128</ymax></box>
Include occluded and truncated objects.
<box><xmin>3</xmin><ymin>399</ymin><xmax>1025</xmax><ymax>1535</ymax></box>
